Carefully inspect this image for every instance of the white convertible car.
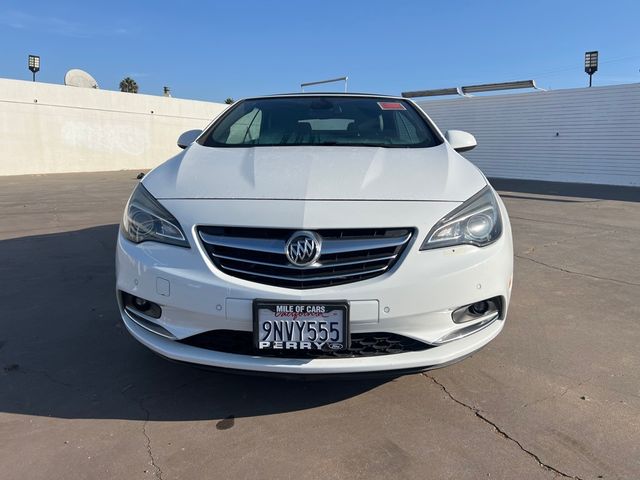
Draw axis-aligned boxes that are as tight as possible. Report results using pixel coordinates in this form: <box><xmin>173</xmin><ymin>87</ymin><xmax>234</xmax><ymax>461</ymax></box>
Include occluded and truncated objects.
<box><xmin>116</xmin><ymin>93</ymin><xmax>513</xmax><ymax>376</ymax></box>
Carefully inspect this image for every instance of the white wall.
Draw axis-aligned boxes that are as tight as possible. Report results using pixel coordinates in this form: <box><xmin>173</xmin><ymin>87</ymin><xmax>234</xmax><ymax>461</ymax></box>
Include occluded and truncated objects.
<box><xmin>418</xmin><ymin>83</ymin><xmax>640</xmax><ymax>186</ymax></box>
<box><xmin>0</xmin><ymin>78</ymin><xmax>227</xmax><ymax>176</ymax></box>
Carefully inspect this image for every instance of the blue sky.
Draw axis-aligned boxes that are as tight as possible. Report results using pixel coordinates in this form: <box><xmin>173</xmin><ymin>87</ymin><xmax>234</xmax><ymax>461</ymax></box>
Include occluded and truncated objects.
<box><xmin>1</xmin><ymin>0</ymin><xmax>638</xmax><ymax>102</ymax></box>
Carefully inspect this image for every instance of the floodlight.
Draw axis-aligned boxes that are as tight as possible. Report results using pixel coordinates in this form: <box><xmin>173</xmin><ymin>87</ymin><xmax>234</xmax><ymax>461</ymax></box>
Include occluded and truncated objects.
<box><xmin>28</xmin><ymin>54</ymin><xmax>40</xmax><ymax>82</ymax></box>
<box><xmin>585</xmin><ymin>51</ymin><xmax>598</xmax><ymax>87</ymax></box>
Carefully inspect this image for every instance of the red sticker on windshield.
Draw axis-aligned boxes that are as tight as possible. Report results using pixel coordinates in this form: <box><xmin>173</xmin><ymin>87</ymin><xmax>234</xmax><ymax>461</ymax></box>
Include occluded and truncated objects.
<box><xmin>377</xmin><ymin>102</ymin><xmax>406</xmax><ymax>110</ymax></box>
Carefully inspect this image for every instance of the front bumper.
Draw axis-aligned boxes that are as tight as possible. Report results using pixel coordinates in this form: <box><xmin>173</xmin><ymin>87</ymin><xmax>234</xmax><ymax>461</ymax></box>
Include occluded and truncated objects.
<box><xmin>121</xmin><ymin>310</ymin><xmax>504</xmax><ymax>375</ymax></box>
<box><xmin>116</xmin><ymin>198</ymin><xmax>513</xmax><ymax>375</ymax></box>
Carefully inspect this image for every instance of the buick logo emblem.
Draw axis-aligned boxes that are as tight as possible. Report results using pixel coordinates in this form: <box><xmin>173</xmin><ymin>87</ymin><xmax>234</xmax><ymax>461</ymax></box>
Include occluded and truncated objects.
<box><xmin>285</xmin><ymin>231</ymin><xmax>321</xmax><ymax>267</ymax></box>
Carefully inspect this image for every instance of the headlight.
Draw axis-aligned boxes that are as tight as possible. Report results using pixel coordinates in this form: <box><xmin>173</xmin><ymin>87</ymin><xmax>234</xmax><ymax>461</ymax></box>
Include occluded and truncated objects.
<box><xmin>121</xmin><ymin>183</ymin><xmax>189</xmax><ymax>247</ymax></box>
<box><xmin>421</xmin><ymin>186</ymin><xmax>502</xmax><ymax>250</ymax></box>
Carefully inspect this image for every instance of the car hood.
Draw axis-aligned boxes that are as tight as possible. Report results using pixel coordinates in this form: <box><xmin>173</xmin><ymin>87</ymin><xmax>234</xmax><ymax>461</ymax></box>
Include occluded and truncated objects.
<box><xmin>143</xmin><ymin>142</ymin><xmax>486</xmax><ymax>202</ymax></box>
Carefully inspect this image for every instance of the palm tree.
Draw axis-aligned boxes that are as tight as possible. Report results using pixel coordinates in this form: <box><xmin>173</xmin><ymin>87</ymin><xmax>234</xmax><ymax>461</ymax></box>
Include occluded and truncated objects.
<box><xmin>120</xmin><ymin>77</ymin><xmax>139</xmax><ymax>93</ymax></box>
<box><xmin>225</xmin><ymin>98</ymin><xmax>235</xmax><ymax>104</ymax></box>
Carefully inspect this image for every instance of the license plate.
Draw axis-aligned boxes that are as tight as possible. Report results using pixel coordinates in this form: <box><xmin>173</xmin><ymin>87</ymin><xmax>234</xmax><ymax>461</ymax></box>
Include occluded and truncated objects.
<box><xmin>253</xmin><ymin>300</ymin><xmax>349</xmax><ymax>351</ymax></box>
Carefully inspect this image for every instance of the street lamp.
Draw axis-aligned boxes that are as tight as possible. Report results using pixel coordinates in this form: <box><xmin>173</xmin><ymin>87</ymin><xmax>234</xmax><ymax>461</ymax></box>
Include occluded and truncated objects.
<box><xmin>28</xmin><ymin>55</ymin><xmax>40</xmax><ymax>82</ymax></box>
<box><xmin>584</xmin><ymin>51</ymin><xmax>598</xmax><ymax>87</ymax></box>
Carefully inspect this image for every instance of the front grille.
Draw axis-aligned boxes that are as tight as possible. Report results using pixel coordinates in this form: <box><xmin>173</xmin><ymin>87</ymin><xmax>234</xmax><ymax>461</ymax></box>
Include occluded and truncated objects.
<box><xmin>179</xmin><ymin>330</ymin><xmax>432</xmax><ymax>359</ymax></box>
<box><xmin>198</xmin><ymin>226</ymin><xmax>414</xmax><ymax>289</ymax></box>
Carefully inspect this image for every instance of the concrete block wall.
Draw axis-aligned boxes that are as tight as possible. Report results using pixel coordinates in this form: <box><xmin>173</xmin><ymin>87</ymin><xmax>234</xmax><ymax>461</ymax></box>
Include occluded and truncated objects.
<box><xmin>0</xmin><ymin>78</ymin><xmax>227</xmax><ymax>176</ymax></box>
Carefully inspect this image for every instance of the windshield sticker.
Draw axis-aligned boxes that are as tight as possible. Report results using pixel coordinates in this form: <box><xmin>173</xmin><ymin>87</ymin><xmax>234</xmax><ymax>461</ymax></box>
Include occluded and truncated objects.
<box><xmin>377</xmin><ymin>102</ymin><xmax>406</xmax><ymax>111</ymax></box>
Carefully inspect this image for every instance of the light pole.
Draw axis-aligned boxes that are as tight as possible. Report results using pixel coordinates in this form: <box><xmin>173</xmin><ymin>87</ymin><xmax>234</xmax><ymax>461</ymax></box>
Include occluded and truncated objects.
<box><xmin>28</xmin><ymin>55</ymin><xmax>40</xmax><ymax>82</ymax></box>
<box><xmin>585</xmin><ymin>51</ymin><xmax>598</xmax><ymax>87</ymax></box>
<box><xmin>300</xmin><ymin>76</ymin><xmax>349</xmax><ymax>92</ymax></box>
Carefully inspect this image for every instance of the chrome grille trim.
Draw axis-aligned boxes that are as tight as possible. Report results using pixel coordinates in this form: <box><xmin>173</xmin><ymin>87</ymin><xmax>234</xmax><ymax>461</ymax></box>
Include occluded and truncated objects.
<box><xmin>199</xmin><ymin>232</ymin><xmax>411</xmax><ymax>255</ymax></box>
<box><xmin>209</xmin><ymin>252</ymin><xmax>399</xmax><ymax>270</ymax></box>
<box><xmin>222</xmin><ymin>264</ymin><xmax>390</xmax><ymax>282</ymax></box>
<box><xmin>199</xmin><ymin>232</ymin><xmax>285</xmax><ymax>254</ymax></box>
<box><xmin>318</xmin><ymin>235</ymin><xmax>411</xmax><ymax>254</ymax></box>
<box><xmin>198</xmin><ymin>226</ymin><xmax>414</xmax><ymax>289</ymax></box>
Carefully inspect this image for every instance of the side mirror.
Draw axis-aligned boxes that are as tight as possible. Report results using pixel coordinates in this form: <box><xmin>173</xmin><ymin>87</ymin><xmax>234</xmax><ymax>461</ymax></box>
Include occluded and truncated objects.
<box><xmin>177</xmin><ymin>129</ymin><xmax>203</xmax><ymax>149</ymax></box>
<box><xmin>445</xmin><ymin>130</ymin><xmax>477</xmax><ymax>153</ymax></box>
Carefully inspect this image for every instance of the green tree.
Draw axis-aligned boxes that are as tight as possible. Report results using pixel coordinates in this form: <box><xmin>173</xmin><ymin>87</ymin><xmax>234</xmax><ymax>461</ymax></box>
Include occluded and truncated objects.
<box><xmin>120</xmin><ymin>77</ymin><xmax>139</xmax><ymax>93</ymax></box>
<box><xmin>225</xmin><ymin>97</ymin><xmax>235</xmax><ymax>104</ymax></box>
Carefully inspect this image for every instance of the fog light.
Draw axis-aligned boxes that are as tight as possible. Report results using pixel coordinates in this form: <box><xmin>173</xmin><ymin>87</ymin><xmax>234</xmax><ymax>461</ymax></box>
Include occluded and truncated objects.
<box><xmin>122</xmin><ymin>292</ymin><xmax>162</xmax><ymax>319</ymax></box>
<box><xmin>469</xmin><ymin>301</ymin><xmax>489</xmax><ymax>315</ymax></box>
<box><xmin>134</xmin><ymin>297</ymin><xmax>149</xmax><ymax>309</ymax></box>
<box><xmin>452</xmin><ymin>297</ymin><xmax>501</xmax><ymax>324</ymax></box>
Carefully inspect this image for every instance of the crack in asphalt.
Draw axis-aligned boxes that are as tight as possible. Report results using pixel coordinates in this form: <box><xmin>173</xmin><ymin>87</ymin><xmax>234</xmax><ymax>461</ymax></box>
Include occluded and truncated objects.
<box><xmin>120</xmin><ymin>375</ymin><xmax>209</xmax><ymax>480</ymax></box>
<box><xmin>515</xmin><ymin>254</ymin><xmax>640</xmax><ymax>287</ymax></box>
<box><xmin>138</xmin><ymin>398</ymin><xmax>164</xmax><ymax>480</ymax></box>
<box><xmin>423</xmin><ymin>374</ymin><xmax>585</xmax><ymax>480</ymax></box>
<box><xmin>7</xmin><ymin>364</ymin><xmax>168</xmax><ymax>480</ymax></box>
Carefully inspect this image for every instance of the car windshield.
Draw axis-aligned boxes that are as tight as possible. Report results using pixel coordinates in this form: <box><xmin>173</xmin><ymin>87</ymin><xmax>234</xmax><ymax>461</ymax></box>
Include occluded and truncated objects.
<box><xmin>200</xmin><ymin>96</ymin><xmax>442</xmax><ymax>148</ymax></box>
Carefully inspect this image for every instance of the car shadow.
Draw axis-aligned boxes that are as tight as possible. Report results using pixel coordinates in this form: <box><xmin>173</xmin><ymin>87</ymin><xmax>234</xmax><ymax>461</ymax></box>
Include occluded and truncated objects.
<box><xmin>489</xmin><ymin>177</ymin><xmax>640</xmax><ymax>203</ymax></box>
<box><xmin>0</xmin><ymin>225</ymin><xmax>388</xmax><ymax>422</ymax></box>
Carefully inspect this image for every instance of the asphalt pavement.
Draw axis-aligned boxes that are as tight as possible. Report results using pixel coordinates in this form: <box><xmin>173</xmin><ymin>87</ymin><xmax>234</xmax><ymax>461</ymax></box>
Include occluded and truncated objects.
<box><xmin>1</xmin><ymin>171</ymin><xmax>639</xmax><ymax>480</ymax></box>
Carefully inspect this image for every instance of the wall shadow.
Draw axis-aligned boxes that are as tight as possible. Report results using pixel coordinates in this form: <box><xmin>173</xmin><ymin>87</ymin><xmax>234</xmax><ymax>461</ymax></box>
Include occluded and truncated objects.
<box><xmin>0</xmin><ymin>225</ymin><xmax>388</xmax><ymax>422</ymax></box>
<box><xmin>489</xmin><ymin>177</ymin><xmax>640</xmax><ymax>203</ymax></box>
